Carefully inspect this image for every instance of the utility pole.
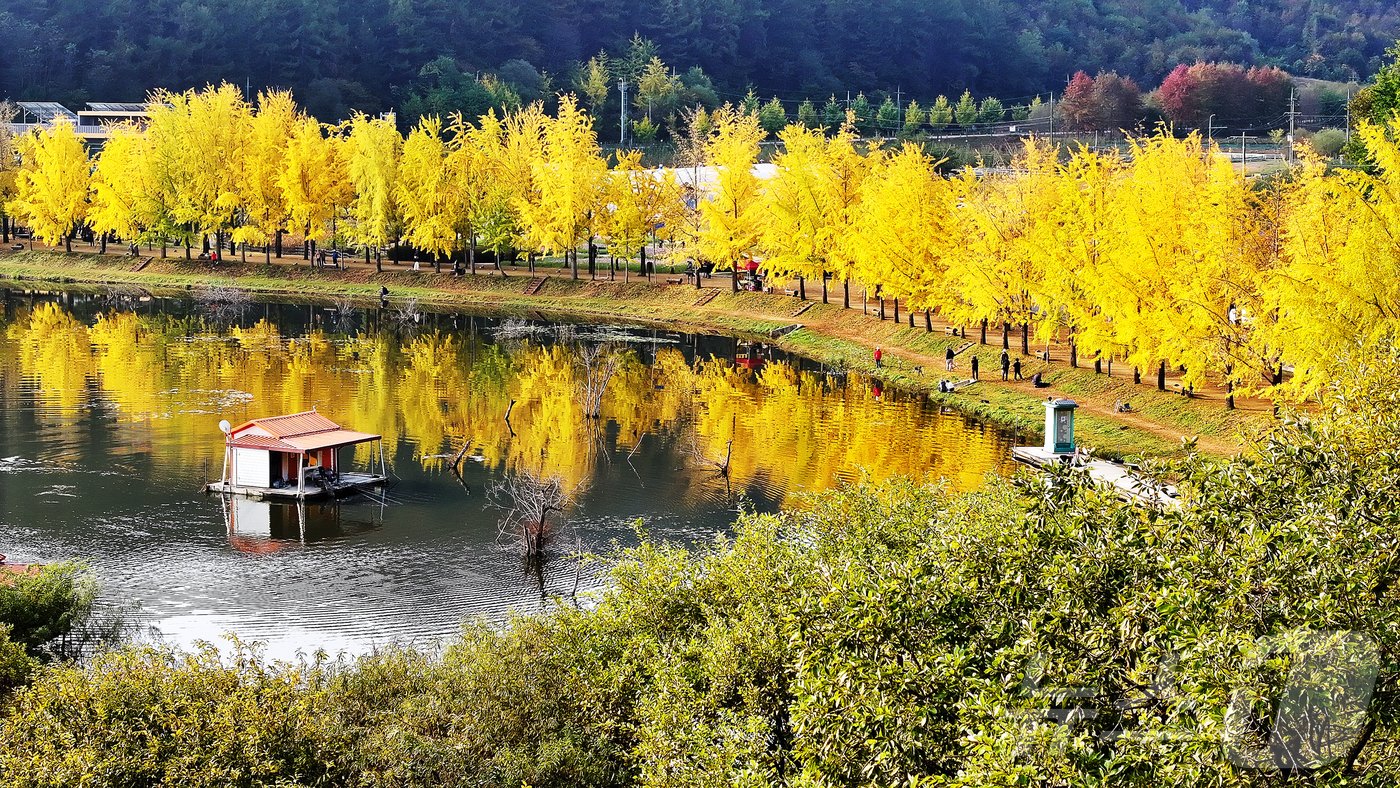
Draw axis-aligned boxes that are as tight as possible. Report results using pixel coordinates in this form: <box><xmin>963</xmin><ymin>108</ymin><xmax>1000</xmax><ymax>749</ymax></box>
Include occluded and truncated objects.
<box><xmin>618</xmin><ymin>79</ymin><xmax>628</xmax><ymax>146</ymax></box>
<box><xmin>1048</xmin><ymin>92</ymin><xmax>1054</xmax><ymax>137</ymax></box>
<box><xmin>895</xmin><ymin>86</ymin><xmax>902</xmax><ymax>133</ymax></box>
<box><xmin>1346</xmin><ymin>85</ymin><xmax>1353</xmax><ymax>141</ymax></box>
<box><xmin>1206</xmin><ymin>114</ymin><xmax>1215</xmax><ymax>146</ymax></box>
<box><xmin>1288</xmin><ymin>87</ymin><xmax>1297</xmax><ymax>163</ymax></box>
<box><xmin>1241</xmin><ymin>132</ymin><xmax>1247</xmax><ymax>172</ymax></box>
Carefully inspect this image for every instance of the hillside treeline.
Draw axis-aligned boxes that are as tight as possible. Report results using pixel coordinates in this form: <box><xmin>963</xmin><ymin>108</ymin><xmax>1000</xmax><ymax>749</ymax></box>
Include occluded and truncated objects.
<box><xmin>1</xmin><ymin>0</ymin><xmax>1397</xmax><ymax>120</ymax></box>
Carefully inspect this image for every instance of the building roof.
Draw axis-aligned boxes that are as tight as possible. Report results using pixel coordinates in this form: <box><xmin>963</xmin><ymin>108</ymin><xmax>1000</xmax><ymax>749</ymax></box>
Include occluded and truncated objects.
<box><xmin>227</xmin><ymin>411</ymin><xmax>380</xmax><ymax>452</ymax></box>
<box><xmin>85</xmin><ymin>102</ymin><xmax>148</xmax><ymax>113</ymax></box>
<box><xmin>17</xmin><ymin>101</ymin><xmax>77</xmax><ymax>123</ymax></box>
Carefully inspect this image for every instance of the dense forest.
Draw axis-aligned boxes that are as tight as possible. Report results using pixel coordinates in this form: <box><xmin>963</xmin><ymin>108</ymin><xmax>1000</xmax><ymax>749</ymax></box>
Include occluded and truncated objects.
<box><xmin>1</xmin><ymin>0</ymin><xmax>1397</xmax><ymax>121</ymax></box>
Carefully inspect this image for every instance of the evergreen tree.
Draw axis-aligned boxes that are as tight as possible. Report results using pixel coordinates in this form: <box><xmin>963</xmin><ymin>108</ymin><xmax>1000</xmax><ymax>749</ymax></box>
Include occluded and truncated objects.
<box><xmin>976</xmin><ymin>96</ymin><xmax>1005</xmax><ymax>124</ymax></box>
<box><xmin>875</xmin><ymin>97</ymin><xmax>900</xmax><ymax>136</ymax></box>
<box><xmin>821</xmin><ymin>95</ymin><xmax>845</xmax><ymax>129</ymax></box>
<box><xmin>758</xmin><ymin>97</ymin><xmax>788</xmax><ymax>135</ymax></box>
<box><xmin>929</xmin><ymin>95</ymin><xmax>953</xmax><ymax>129</ymax></box>
<box><xmin>850</xmin><ymin>93</ymin><xmax>873</xmax><ymax>133</ymax></box>
<box><xmin>953</xmin><ymin>90</ymin><xmax>979</xmax><ymax>125</ymax></box>
<box><xmin>901</xmin><ymin>100</ymin><xmax>927</xmax><ymax>137</ymax></box>
<box><xmin>796</xmin><ymin>98</ymin><xmax>818</xmax><ymax>128</ymax></box>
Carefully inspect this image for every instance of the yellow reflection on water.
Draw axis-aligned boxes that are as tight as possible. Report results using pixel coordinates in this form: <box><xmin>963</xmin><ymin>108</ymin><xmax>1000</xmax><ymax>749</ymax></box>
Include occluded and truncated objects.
<box><xmin>1</xmin><ymin>302</ymin><xmax>1013</xmax><ymax>502</ymax></box>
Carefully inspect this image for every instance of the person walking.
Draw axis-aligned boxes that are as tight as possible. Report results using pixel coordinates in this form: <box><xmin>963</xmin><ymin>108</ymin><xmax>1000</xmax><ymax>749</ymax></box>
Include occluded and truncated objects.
<box><xmin>971</xmin><ymin>355</ymin><xmax>980</xmax><ymax>381</ymax></box>
<box><xmin>1000</xmin><ymin>350</ymin><xmax>1010</xmax><ymax>381</ymax></box>
<box><xmin>1013</xmin><ymin>358</ymin><xmax>1022</xmax><ymax>380</ymax></box>
<box><xmin>945</xmin><ymin>346</ymin><xmax>955</xmax><ymax>371</ymax></box>
<box><xmin>874</xmin><ymin>346</ymin><xmax>883</xmax><ymax>368</ymax></box>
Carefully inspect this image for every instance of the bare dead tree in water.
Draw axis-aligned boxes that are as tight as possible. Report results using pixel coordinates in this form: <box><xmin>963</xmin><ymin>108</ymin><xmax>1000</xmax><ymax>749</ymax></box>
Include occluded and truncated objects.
<box><xmin>393</xmin><ymin>297</ymin><xmax>422</xmax><ymax>325</ymax></box>
<box><xmin>687</xmin><ymin>414</ymin><xmax>736</xmax><ymax>477</ymax></box>
<box><xmin>577</xmin><ymin>344</ymin><xmax>622</xmax><ymax>420</ymax></box>
<box><xmin>194</xmin><ymin>284</ymin><xmax>250</xmax><ymax>323</ymax></box>
<box><xmin>486</xmin><ymin>469</ymin><xmax>579</xmax><ymax>558</ymax></box>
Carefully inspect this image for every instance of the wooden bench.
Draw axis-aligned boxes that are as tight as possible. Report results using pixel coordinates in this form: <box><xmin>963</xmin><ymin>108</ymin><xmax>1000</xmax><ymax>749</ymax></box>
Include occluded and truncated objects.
<box><xmin>783</xmin><ymin>288</ymin><xmax>799</xmax><ymax>297</ymax></box>
<box><xmin>664</xmin><ymin>277</ymin><xmax>684</xmax><ymax>285</ymax></box>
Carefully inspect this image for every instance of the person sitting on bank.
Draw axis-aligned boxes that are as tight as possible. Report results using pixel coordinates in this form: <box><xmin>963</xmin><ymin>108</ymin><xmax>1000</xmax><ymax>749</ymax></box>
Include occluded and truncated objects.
<box><xmin>1032</xmin><ymin>371</ymin><xmax>1050</xmax><ymax>388</ymax></box>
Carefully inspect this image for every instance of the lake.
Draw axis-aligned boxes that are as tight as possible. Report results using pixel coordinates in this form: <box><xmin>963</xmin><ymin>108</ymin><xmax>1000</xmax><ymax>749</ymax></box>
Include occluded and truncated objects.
<box><xmin>0</xmin><ymin>290</ymin><xmax>1017</xmax><ymax>657</ymax></box>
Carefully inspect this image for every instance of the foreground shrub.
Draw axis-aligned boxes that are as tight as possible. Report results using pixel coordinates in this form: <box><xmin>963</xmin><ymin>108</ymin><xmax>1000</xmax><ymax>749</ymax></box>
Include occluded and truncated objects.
<box><xmin>5</xmin><ymin>353</ymin><xmax>1400</xmax><ymax>785</ymax></box>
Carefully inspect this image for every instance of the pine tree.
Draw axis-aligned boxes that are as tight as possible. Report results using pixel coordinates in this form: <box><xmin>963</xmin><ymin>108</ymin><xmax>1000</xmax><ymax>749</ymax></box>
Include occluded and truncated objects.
<box><xmin>901</xmin><ymin>100</ymin><xmax>927</xmax><ymax>138</ymax></box>
<box><xmin>929</xmin><ymin>96</ymin><xmax>953</xmax><ymax>130</ymax></box>
<box><xmin>953</xmin><ymin>90</ymin><xmax>979</xmax><ymax>125</ymax></box>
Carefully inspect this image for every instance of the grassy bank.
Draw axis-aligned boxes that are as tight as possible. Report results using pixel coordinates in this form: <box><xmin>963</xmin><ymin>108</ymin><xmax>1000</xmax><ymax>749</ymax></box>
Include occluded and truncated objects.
<box><xmin>0</xmin><ymin>249</ymin><xmax>1263</xmax><ymax>458</ymax></box>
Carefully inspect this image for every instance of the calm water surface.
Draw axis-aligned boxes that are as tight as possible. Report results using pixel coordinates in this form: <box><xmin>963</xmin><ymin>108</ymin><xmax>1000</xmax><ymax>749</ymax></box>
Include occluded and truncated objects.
<box><xmin>0</xmin><ymin>292</ymin><xmax>1017</xmax><ymax>657</ymax></box>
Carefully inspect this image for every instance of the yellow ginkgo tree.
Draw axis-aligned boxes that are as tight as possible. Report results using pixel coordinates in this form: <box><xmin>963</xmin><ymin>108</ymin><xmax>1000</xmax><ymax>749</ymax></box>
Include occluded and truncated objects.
<box><xmin>344</xmin><ymin>112</ymin><xmax>403</xmax><ymax>271</ymax></box>
<box><xmin>517</xmin><ymin>95</ymin><xmax>606</xmax><ymax>280</ymax></box>
<box><xmin>281</xmin><ymin>115</ymin><xmax>351</xmax><ymax>264</ymax></box>
<box><xmin>396</xmin><ymin>116</ymin><xmax>458</xmax><ymax>271</ymax></box>
<box><xmin>11</xmin><ymin>119</ymin><xmax>90</xmax><ymax>252</ymax></box>
<box><xmin>235</xmin><ymin>90</ymin><xmax>298</xmax><ymax>263</ymax></box>
<box><xmin>696</xmin><ymin>105</ymin><xmax>766</xmax><ymax>292</ymax></box>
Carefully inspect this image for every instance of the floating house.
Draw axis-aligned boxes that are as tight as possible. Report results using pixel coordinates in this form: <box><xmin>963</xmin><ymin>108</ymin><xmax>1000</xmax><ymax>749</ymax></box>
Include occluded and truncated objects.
<box><xmin>206</xmin><ymin>410</ymin><xmax>388</xmax><ymax>500</ymax></box>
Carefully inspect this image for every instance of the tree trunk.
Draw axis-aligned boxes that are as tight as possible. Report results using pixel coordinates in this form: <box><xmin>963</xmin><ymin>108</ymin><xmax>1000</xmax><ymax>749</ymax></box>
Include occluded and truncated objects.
<box><xmin>571</xmin><ymin>248</ymin><xmax>578</xmax><ymax>280</ymax></box>
<box><xmin>185</xmin><ymin>239</ymin><xmax>191</xmax><ymax>259</ymax></box>
<box><xmin>878</xmin><ymin>296</ymin><xmax>886</xmax><ymax>320</ymax></box>
<box><xmin>2</xmin><ymin>216</ymin><xmax>8</xmax><ymax>243</ymax></box>
<box><xmin>1134</xmin><ymin>367</ymin><xmax>1141</xmax><ymax>385</ymax></box>
<box><xmin>731</xmin><ymin>268</ymin><xmax>738</xmax><ymax>292</ymax></box>
<box><xmin>1069</xmin><ymin>339</ymin><xmax>1078</xmax><ymax>368</ymax></box>
<box><xmin>907</xmin><ymin>310</ymin><xmax>914</xmax><ymax>328</ymax></box>
<box><xmin>893</xmin><ymin>297</ymin><xmax>899</xmax><ymax>323</ymax></box>
<box><xmin>843</xmin><ymin>281</ymin><xmax>850</xmax><ymax>309</ymax></box>
<box><xmin>640</xmin><ymin>246</ymin><xmax>647</xmax><ymax>279</ymax></box>
<box><xmin>375</xmin><ymin>248</ymin><xmax>382</xmax><ymax>274</ymax></box>
<box><xmin>798</xmin><ymin>276</ymin><xmax>805</xmax><ymax>300</ymax></box>
<box><xmin>1021</xmin><ymin>323</ymin><xmax>1029</xmax><ymax>355</ymax></box>
<box><xmin>1157</xmin><ymin>361</ymin><xmax>1167</xmax><ymax>391</ymax></box>
<box><xmin>821</xmin><ymin>276</ymin><xmax>828</xmax><ymax>304</ymax></box>
<box><xmin>275</xmin><ymin>230</ymin><xmax>283</xmax><ymax>259</ymax></box>
<box><xmin>1225</xmin><ymin>364</ymin><xmax>1235</xmax><ymax>410</ymax></box>
<box><xmin>100</xmin><ymin>233</ymin><xmax>107</xmax><ymax>254</ymax></box>
<box><xmin>64</xmin><ymin>235</ymin><xmax>71</xmax><ymax>253</ymax></box>
<box><xmin>1094</xmin><ymin>356</ymin><xmax>1102</xmax><ymax>374</ymax></box>
<box><xmin>925</xmin><ymin>310</ymin><xmax>933</xmax><ymax>332</ymax></box>
<box><xmin>588</xmin><ymin>240</ymin><xmax>596</xmax><ymax>279</ymax></box>
<box><xmin>1001</xmin><ymin>322</ymin><xmax>1009</xmax><ymax>349</ymax></box>
<box><xmin>979</xmin><ymin>318</ymin><xmax>987</xmax><ymax>345</ymax></box>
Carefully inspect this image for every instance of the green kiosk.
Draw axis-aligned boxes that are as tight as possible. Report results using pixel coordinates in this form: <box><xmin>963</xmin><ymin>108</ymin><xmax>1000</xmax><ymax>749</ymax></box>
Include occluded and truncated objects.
<box><xmin>1044</xmin><ymin>398</ymin><xmax>1077</xmax><ymax>455</ymax></box>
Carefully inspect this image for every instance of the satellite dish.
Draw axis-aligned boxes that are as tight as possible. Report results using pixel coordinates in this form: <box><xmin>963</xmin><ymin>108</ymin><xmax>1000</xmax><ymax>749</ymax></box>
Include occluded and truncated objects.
<box><xmin>218</xmin><ymin>419</ymin><xmax>232</xmax><ymax>434</ymax></box>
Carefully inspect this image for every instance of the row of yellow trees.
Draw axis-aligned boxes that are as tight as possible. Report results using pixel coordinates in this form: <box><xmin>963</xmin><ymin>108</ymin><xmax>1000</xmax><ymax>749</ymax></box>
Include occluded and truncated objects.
<box><xmin>9</xmin><ymin>83</ymin><xmax>1400</xmax><ymax>400</ymax></box>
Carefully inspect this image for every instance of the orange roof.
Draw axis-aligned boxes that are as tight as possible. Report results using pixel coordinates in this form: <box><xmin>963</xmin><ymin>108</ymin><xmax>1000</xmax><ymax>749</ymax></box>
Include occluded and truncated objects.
<box><xmin>284</xmin><ymin>429</ymin><xmax>380</xmax><ymax>451</ymax></box>
<box><xmin>228</xmin><ymin>410</ymin><xmax>380</xmax><ymax>452</ymax></box>
<box><xmin>231</xmin><ymin>410</ymin><xmax>341</xmax><ymax>439</ymax></box>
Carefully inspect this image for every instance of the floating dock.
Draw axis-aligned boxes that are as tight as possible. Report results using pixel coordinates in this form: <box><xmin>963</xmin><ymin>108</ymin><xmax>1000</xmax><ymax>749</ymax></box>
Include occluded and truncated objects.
<box><xmin>1010</xmin><ymin>446</ymin><xmax>1178</xmax><ymax>507</ymax></box>
<box><xmin>1012</xmin><ymin>398</ymin><xmax>1179</xmax><ymax>508</ymax></box>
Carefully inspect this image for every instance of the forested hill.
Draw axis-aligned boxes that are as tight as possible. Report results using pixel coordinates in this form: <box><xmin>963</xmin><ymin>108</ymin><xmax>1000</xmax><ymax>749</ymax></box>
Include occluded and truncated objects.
<box><xmin>2</xmin><ymin>0</ymin><xmax>1397</xmax><ymax>120</ymax></box>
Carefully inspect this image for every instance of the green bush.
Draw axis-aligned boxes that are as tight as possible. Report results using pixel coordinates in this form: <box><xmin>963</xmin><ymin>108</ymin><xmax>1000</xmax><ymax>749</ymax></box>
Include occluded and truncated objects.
<box><xmin>0</xmin><ymin>562</ymin><xmax>99</xmax><ymax>659</ymax></box>
<box><xmin>1310</xmin><ymin>127</ymin><xmax>1348</xmax><ymax>157</ymax></box>
<box><xmin>6</xmin><ymin>355</ymin><xmax>1400</xmax><ymax>784</ymax></box>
